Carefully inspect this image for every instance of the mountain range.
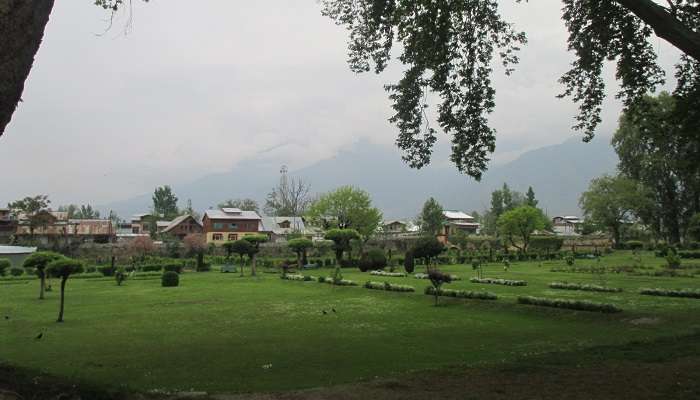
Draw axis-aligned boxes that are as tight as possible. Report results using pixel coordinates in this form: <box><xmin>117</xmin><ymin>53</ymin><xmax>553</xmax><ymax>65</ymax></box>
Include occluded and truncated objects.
<box><xmin>103</xmin><ymin>135</ymin><xmax>619</xmax><ymax>220</ymax></box>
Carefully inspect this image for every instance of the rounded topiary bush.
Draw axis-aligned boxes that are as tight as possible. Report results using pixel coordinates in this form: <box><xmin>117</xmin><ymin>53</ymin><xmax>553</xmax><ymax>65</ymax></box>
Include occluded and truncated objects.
<box><xmin>98</xmin><ymin>265</ymin><xmax>116</xmax><ymax>277</ymax></box>
<box><xmin>0</xmin><ymin>258</ymin><xmax>11</xmax><ymax>276</ymax></box>
<box><xmin>9</xmin><ymin>267</ymin><xmax>24</xmax><ymax>277</ymax></box>
<box><xmin>404</xmin><ymin>251</ymin><xmax>415</xmax><ymax>274</ymax></box>
<box><xmin>161</xmin><ymin>271</ymin><xmax>180</xmax><ymax>287</ymax></box>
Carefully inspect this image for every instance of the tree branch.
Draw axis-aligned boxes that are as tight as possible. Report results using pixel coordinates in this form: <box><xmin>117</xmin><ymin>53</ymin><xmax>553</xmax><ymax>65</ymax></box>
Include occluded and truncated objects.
<box><xmin>615</xmin><ymin>0</ymin><xmax>700</xmax><ymax>60</ymax></box>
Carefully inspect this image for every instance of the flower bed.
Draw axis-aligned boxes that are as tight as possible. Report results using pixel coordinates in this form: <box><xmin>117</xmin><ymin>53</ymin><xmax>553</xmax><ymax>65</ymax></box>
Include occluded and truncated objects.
<box><xmin>370</xmin><ymin>270</ymin><xmax>407</xmax><ymax>277</ymax></box>
<box><xmin>363</xmin><ymin>281</ymin><xmax>415</xmax><ymax>292</ymax></box>
<box><xmin>281</xmin><ymin>274</ymin><xmax>316</xmax><ymax>282</ymax></box>
<box><xmin>517</xmin><ymin>296</ymin><xmax>621</xmax><ymax>313</ymax></box>
<box><xmin>317</xmin><ymin>276</ymin><xmax>358</xmax><ymax>286</ymax></box>
<box><xmin>549</xmin><ymin>282</ymin><xmax>622</xmax><ymax>293</ymax></box>
<box><xmin>470</xmin><ymin>277</ymin><xmax>527</xmax><ymax>286</ymax></box>
<box><xmin>424</xmin><ymin>286</ymin><xmax>497</xmax><ymax>300</ymax></box>
<box><xmin>414</xmin><ymin>273</ymin><xmax>461</xmax><ymax>280</ymax></box>
<box><xmin>639</xmin><ymin>288</ymin><xmax>700</xmax><ymax>299</ymax></box>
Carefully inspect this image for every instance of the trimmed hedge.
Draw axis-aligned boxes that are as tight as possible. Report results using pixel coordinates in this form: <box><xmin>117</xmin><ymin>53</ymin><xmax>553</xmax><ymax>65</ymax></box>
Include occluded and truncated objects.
<box><xmin>9</xmin><ymin>267</ymin><xmax>24</xmax><ymax>277</ymax></box>
<box><xmin>281</xmin><ymin>274</ymin><xmax>316</xmax><ymax>282</ymax></box>
<box><xmin>364</xmin><ymin>281</ymin><xmax>415</xmax><ymax>292</ymax></box>
<box><xmin>549</xmin><ymin>282</ymin><xmax>622</xmax><ymax>293</ymax></box>
<box><xmin>639</xmin><ymin>288</ymin><xmax>700</xmax><ymax>299</ymax></box>
<box><xmin>161</xmin><ymin>271</ymin><xmax>180</xmax><ymax>287</ymax></box>
<box><xmin>517</xmin><ymin>296</ymin><xmax>621</xmax><ymax>313</ymax></box>
<box><xmin>424</xmin><ymin>286</ymin><xmax>498</xmax><ymax>300</ymax></box>
<box><xmin>470</xmin><ymin>277</ymin><xmax>527</xmax><ymax>286</ymax></box>
<box><xmin>414</xmin><ymin>273</ymin><xmax>461</xmax><ymax>281</ymax></box>
<box><xmin>370</xmin><ymin>270</ymin><xmax>407</xmax><ymax>277</ymax></box>
<box><xmin>317</xmin><ymin>277</ymin><xmax>358</xmax><ymax>286</ymax></box>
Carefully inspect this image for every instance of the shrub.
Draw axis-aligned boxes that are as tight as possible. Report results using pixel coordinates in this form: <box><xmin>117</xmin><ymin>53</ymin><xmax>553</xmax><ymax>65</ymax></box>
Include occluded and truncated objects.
<box><xmin>549</xmin><ymin>282</ymin><xmax>622</xmax><ymax>293</ymax></box>
<box><xmin>84</xmin><ymin>266</ymin><xmax>97</xmax><ymax>274</ymax></box>
<box><xmin>364</xmin><ymin>281</ymin><xmax>415</xmax><ymax>292</ymax></box>
<box><xmin>9</xmin><ymin>267</ymin><xmax>24</xmax><ymax>277</ymax></box>
<box><xmin>140</xmin><ymin>264</ymin><xmax>162</xmax><ymax>273</ymax></box>
<box><xmin>98</xmin><ymin>265</ymin><xmax>116</xmax><ymax>276</ymax></box>
<box><xmin>424</xmin><ymin>286</ymin><xmax>498</xmax><ymax>300</ymax></box>
<box><xmin>677</xmin><ymin>251</ymin><xmax>700</xmax><ymax>259</ymax></box>
<box><xmin>281</xmin><ymin>274</ymin><xmax>316</xmax><ymax>282</ymax></box>
<box><xmin>163</xmin><ymin>263</ymin><xmax>183</xmax><ymax>274</ymax></box>
<box><xmin>565</xmin><ymin>255</ymin><xmax>575</xmax><ymax>266</ymax></box>
<box><xmin>115</xmin><ymin>268</ymin><xmax>127</xmax><ymax>286</ymax></box>
<box><xmin>403</xmin><ymin>251</ymin><xmax>415</xmax><ymax>274</ymax></box>
<box><xmin>517</xmin><ymin>296</ymin><xmax>622</xmax><ymax>313</ymax></box>
<box><xmin>639</xmin><ymin>288</ymin><xmax>700</xmax><ymax>299</ymax></box>
<box><xmin>624</xmin><ymin>240</ymin><xmax>644</xmax><ymax>250</ymax></box>
<box><xmin>470</xmin><ymin>277</ymin><xmax>527</xmax><ymax>286</ymax></box>
<box><xmin>196</xmin><ymin>262</ymin><xmax>212</xmax><ymax>272</ymax></box>
<box><xmin>0</xmin><ymin>259</ymin><xmax>10</xmax><ymax>276</ymax></box>
<box><xmin>161</xmin><ymin>271</ymin><xmax>180</xmax><ymax>287</ymax></box>
<box><xmin>414</xmin><ymin>272</ymin><xmax>461</xmax><ymax>280</ymax></box>
<box><xmin>370</xmin><ymin>270</ymin><xmax>407</xmax><ymax>277</ymax></box>
<box><xmin>666</xmin><ymin>248</ymin><xmax>682</xmax><ymax>269</ymax></box>
<box><xmin>359</xmin><ymin>248</ymin><xmax>387</xmax><ymax>272</ymax></box>
<box><xmin>318</xmin><ymin>277</ymin><xmax>358</xmax><ymax>286</ymax></box>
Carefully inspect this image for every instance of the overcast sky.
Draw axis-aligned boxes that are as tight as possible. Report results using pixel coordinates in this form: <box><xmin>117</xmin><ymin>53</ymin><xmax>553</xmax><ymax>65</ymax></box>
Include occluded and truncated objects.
<box><xmin>0</xmin><ymin>0</ymin><xmax>681</xmax><ymax>207</ymax></box>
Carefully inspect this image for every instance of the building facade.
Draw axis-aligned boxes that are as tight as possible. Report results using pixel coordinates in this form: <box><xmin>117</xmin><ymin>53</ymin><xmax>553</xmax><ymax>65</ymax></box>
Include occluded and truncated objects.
<box><xmin>439</xmin><ymin>211</ymin><xmax>481</xmax><ymax>243</ymax></box>
<box><xmin>161</xmin><ymin>215</ymin><xmax>203</xmax><ymax>239</ymax></box>
<box><xmin>202</xmin><ymin>208</ymin><xmax>262</xmax><ymax>244</ymax></box>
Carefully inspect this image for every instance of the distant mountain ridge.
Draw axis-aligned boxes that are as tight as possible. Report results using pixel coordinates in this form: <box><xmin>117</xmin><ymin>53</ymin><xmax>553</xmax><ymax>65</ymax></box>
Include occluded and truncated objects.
<box><xmin>103</xmin><ymin>136</ymin><xmax>618</xmax><ymax>220</ymax></box>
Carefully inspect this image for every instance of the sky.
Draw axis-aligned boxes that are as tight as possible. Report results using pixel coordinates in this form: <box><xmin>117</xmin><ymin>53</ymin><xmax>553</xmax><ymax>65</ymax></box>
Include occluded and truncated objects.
<box><xmin>0</xmin><ymin>0</ymin><xmax>682</xmax><ymax>208</ymax></box>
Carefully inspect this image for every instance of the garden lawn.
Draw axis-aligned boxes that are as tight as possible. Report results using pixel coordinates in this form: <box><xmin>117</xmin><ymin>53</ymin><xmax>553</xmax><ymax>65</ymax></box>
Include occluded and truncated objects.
<box><xmin>1</xmin><ymin>250</ymin><xmax>700</xmax><ymax>394</ymax></box>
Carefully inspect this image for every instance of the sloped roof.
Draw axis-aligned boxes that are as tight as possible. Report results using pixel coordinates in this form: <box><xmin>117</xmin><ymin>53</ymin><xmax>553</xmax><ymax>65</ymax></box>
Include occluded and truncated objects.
<box><xmin>260</xmin><ymin>216</ymin><xmax>306</xmax><ymax>234</ymax></box>
<box><xmin>204</xmin><ymin>209</ymin><xmax>261</xmax><ymax>221</ymax></box>
<box><xmin>162</xmin><ymin>215</ymin><xmax>202</xmax><ymax>233</ymax></box>
<box><xmin>443</xmin><ymin>210</ymin><xmax>473</xmax><ymax>220</ymax></box>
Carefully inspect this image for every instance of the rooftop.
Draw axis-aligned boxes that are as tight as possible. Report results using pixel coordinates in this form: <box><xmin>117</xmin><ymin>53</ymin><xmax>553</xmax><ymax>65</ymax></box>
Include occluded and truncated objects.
<box><xmin>443</xmin><ymin>210</ymin><xmax>474</xmax><ymax>220</ymax></box>
<box><xmin>204</xmin><ymin>209</ymin><xmax>261</xmax><ymax>221</ymax></box>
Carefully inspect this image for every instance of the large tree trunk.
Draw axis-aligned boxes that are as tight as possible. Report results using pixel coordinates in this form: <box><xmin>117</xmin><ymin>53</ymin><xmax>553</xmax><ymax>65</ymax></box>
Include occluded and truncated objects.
<box><xmin>0</xmin><ymin>0</ymin><xmax>55</xmax><ymax>137</ymax></box>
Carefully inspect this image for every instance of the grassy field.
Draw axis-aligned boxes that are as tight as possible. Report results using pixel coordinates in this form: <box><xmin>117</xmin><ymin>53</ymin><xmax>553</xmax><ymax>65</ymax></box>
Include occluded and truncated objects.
<box><xmin>2</xmin><ymin>251</ymin><xmax>700</xmax><ymax>395</ymax></box>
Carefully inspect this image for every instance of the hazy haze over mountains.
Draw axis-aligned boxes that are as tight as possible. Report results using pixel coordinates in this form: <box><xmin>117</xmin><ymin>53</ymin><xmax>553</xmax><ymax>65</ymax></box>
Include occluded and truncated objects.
<box><xmin>104</xmin><ymin>135</ymin><xmax>618</xmax><ymax>220</ymax></box>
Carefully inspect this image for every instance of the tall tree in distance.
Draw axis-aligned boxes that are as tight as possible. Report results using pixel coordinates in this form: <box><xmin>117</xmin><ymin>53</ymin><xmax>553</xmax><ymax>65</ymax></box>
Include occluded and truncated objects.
<box><xmin>219</xmin><ymin>198</ymin><xmax>259</xmax><ymax>213</ymax></box>
<box><xmin>264</xmin><ymin>166</ymin><xmax>311</xmax><ymax>217</ymax></box>
<box><xmin>306</xmin><ymin>186</ymin><xmax>382</xmax><ymax>240</ymax></box>
<box><xmin>182</xmin><ymin>199</ymin><xmax>201</xmax><ymax>220</ymax></box>
<box><xmin>152</xmin><ymin>186</ymin><xmax>179</xmax><ymax>220</ymax></box>
<box><xmin>417</xmin><ymin>197</ymin><xmax>444</xmax><ymax>236</ymax></box>
<box><xmin>525</xmin><ymin>187</ymin><xmax>539</xmax><ymax>208</ymax></box>
<box><xmin>497</xmin><ymin>206</ymin><xmax>548</xmax><ymax>254</ymax></box>
<box><xmin>8</xmin><ymin>195</ymin><xmax>51</xmax><ymax>239</ymax></box>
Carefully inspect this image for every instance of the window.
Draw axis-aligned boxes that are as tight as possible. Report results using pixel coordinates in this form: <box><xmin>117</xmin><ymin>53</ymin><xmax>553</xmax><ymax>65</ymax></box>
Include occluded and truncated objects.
<box><xmin>214</xmin><ymin>222</ymin><xmax>224</xmax><ymax>230</ymax></box>
<box><xmin>229</xmin><ymin>223</ymin><xmax>238</xmax><ymax>230</ymax></box>
<box><xmin>228</xmin><ymin>233</ymin><xmax>238</xmax><ymax>241</ymax></box>
<box><xmin>213</xmin><ymin>233</ymin><xmax>223</xmax><ymax>241</ymax></box>
<box><xmin>132</xmin><ymin>227</ymin><xmax>140</xmax><ymax>234</ymax></box>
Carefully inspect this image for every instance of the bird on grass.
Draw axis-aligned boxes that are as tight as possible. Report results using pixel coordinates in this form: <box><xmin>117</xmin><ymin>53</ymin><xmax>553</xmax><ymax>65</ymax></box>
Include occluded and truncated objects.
<box><xmin>35</xmin><ymin>332</ymin><xmax>43</xmax><ymax>340</ymax></box>
<box><xmin>332</xmin><ymin>308</ymin><xmax>337</xmax><ymax>313</ymax></box>
<box><xmin>322</xmin><ymin>310</ymin><xmax>327</xmax><ymax>315</ymax></box>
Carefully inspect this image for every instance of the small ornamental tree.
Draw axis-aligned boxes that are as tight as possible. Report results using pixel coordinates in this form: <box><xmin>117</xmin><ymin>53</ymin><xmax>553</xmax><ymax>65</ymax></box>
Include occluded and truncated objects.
<box><xmin>324</xmin><ymin>228</ymin><xmax>360</xmax><ymax>262</ymax></box>
<box><xmin>183</xmin><ymin>233</ymin><xmax>208</xmax><ymax>271</ymax></box>
<box><xmin>497</xmin><ymin>206</ymin><xmax>548</xmax><ymax>254</ymax></box>
<box><xmin>428</xmin><ymin>269</ymin><xmax>453</xmax><ymax>306</ymax></box>
<box><xmin>412</xmin><ymin>236</ymin><xmax>445</xmax><ymax>272</ymax></box>
<box><xmin>403</xmin><ymin>250</ymin><xmax>415</xmax><ymax>274</ymax></box>
<box><xmin>243</xmin><ymin>234</ymin><xmax>269</xmax><ymax>276</ymax></box>
<box><xmin>228</xmin><ymin>239</ymin><xmax>254</xmax><ymax>277</ymax></box>
<box><xmin>23</xmin><ymin>251</ymin><xmax>64</xmax><ymax>300</ymax></box>
<box><xmin>288</xmin><ymin>238</ymin><xmax>314</xmax><ymax>270</ymax></box>
<box><xmin>46</xmin><ymin>258</ymin><xmax>84</xmax><ymax>322</ymax></box>
<box><xmin>115</xmin><ymin>267</ymin><xmax>127</xmax><ymax>286</ymax></box>
<box><xmin>128</xmin><ymin>236</ymin><xmax>155</xmax><ymax>261</ymax></box>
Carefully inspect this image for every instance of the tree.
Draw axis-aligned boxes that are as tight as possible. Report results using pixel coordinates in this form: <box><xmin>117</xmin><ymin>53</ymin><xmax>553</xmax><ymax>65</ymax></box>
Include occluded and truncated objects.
<box><xmin>497</xmin><ymin>206</ymin><xmax>548</xmax><ymax>254</ymax></box>
<box><xmin>8</xmin><ymin>195</ymin><xmax>50</xmax><ymax>239</ymax></box>
<box><xmin>152</xmin><ymin>186</ymin><xmax>179</xmax><ymax>220</ymax></box>
<box><xmin>46</xmin><ymin>258</ymin><xmax>84</xmax><ymax>322</ymax></box>
<box><xmin>288</xmin><ymin>238</ymin><xmax>314</xmax><ymax>270</ymax></box>
<box><xmin>218</xmin><ymin>198</ymin><xmax>259</xmax><ymax>213</ymax></box>
<box><xmin>417</xmin><ymin>197</ymin><xmax>444</xmax><ymax>236</ymax></box>
<box><xmin>242</xmin><ymin>234</ymin><xmax>268</xmax><ymax>276</ymax></box>
<box><xmin>580</xmin><ymin>175</ymin><xmax>646</xmax><ymax>247</ymax></box>
<box><xmin>226</xmin><ymin>239</ymin><xmax>254</xmax><ymax>277</ymax></box>
<box><xmin>319</xmin><ymin>0</ymin><xmax>700</xmax><ymax>179</ymax></box>
<box><xmin>182</xmin><ymin>199</ymin><xmax>201</xmax><ymax>220</ymax></box>
<box><xmin>688</xmin><ymin>213</ymin><xmax>700</xmax><ymax>242</ymax></box>
<box><xmin>427</xmin><ymin>269</ymin><xmax>452</xmax><ymax>306</ymax></box>
<box><xmin>324</xmin><ymin>228</ymin><xmax>360</xmax><ymax>262</ymax></box>
<box><xmin>411</xmin><ymin>236</ymin><xmax>445</xmax><ymax>272</ymax></box>
<box><xmin>613</xmin><ymin>91</ymin><xmax>700</xmax><ymax>244</ymax></box>
<box><xmin>264</xmin><ymin>166</ymin><xmax>312</xmax><ymax>217</ymax></box>
<box><xmin>23</xmin><ymin>251</ymin><xmax>64</xmax><ymax>300</ymax></box>
<box><xmin>525</xmin><ymin>187</ymin><xmax>539</xmax><ymax>208</ymax></box>
<box><xmin>183</xmin><ymin>233</ymin><xmax>207</xmax><ymax>271</ymax></box>
<box><xmin>307</xmin><ymin>186</ymin><xmax>382</xmax><ymax>241</ymax></box>
<box><xmin>128</xmin><ymin>236</ymin><xmax>154</xmax><ymax>261</ymax></box>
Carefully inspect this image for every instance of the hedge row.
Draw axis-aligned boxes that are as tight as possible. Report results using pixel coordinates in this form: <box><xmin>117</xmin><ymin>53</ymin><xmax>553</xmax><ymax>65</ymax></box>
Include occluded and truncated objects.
<box><xmin>470</xmin><ymin>277</ymin><xmax>527</xmax><ymax>286</ymax></box>
<box><xmin>414</xmin><ymin>273</ymin><xmax>461</xmax><ymax>281</ymax></box>
<box><xmin>517</xmin><ymin>296</ymin><xmax>621</xmax><ymax>313</ymax></box>
<box><xmin>639</xmin><ymin>288</ymin><xmax>700</xmax><ymax>299</ymax></box>
<box><xmin>281</xmin><ymin>274</ymin><xmax>316</xmax><ymax>282</ymax></box>
<box><xmin>549</xmin><ymin>282</ymin><xmax>623</xmax><ymax>293</ymax></box>
<box><xmin>317</xmin><ymin>277</ymin><xmax>358</xmax><ymax>286</ymax></box>
<box><xmin>363</xmin><ymin>281</ymin><xmax>415</xmax><ymax>292</ymax></box>
<box><xmin>424</xmin><ymin>286</ymin><xmax>498</xmax><ymax>300</ymax></box>
<box><xmin>370</xmin><ymin>270</ymin><xmax>407</xmax><ymax>277</ymax></box>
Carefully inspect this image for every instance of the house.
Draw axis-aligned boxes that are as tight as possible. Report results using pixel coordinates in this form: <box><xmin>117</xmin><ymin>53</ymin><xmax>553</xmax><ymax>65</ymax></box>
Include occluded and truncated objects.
<box><xmin>381</xmin><ymin>220</ymin><xmax>419</xmax><ymax>235</ymax></box>
<box><xmin>552</xmin><ymin>216</ymin><xmax>584</xmax><ymax>236</ymax></box>
<box><xmin>260</xmin><ymin>216</ymin><xmax>312</xmax><ymax>242</ymax></box>
<box><xmin>0</xmin><ymin>208</ymin><xmax>17</xmax><ymax>244</ymax></box>
<box><xmin>130</xmin><ymin>213</ymin><xmax>171</xmax><ymax>235</ymax></box>
<box><xmin>161</xmin><ymin>215</ymin><xmax>203</xmax><ymax>239</ymax></box>
<box><xmin>439</xmin><ymin>210</ymin><xmax>480</xmax><ymax>242</ymax></box>
<box><xmin>14</xmin><ymin>211</ymin><xmax>115</xmax><ymax>244</ymax></box>
<box><xmin>202</xmin><ymin>208</ymin><xmax>262</xmax><ymax>244</ymax></box>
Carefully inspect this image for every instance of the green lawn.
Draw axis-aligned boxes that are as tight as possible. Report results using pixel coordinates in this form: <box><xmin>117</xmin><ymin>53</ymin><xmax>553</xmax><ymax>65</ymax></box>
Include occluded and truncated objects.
<box><xmin>1</xmin><ymin>251</ymin><xmax>700</xmax><ymax>395</ymax></box>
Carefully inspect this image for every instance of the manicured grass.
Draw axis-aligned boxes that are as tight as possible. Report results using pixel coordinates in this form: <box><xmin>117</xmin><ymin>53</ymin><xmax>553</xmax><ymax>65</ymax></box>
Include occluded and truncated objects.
<box><xmin>1</xmin><ymin>251</ymin><xmax>700</xmax><ymax>395</ymax></box>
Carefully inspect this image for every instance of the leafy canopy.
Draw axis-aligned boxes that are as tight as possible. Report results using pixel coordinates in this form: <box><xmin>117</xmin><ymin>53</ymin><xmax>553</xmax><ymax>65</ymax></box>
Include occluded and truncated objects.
<box><xmin>307</xmin><ymin>186</ymin><xmax>382</xmax><ymax>239</ymax></box>
<box><xmin>497</xmin><ymin>205</ymin><xmax>548</xmax><ymax>253</ymax></box>
<box><xmin>418</xmin><ymin>197</ymin><xmax>444</xmax><ymax>236</ymax></box>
